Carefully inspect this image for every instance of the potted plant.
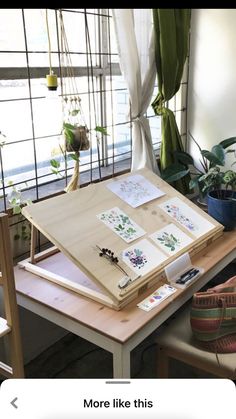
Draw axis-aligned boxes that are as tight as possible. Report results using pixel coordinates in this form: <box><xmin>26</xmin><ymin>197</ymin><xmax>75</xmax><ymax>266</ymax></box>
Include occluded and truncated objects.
<box><xmin>199</xmin><ymin>166</ymin><xmax>236</xmax><ymax>230</ymax></box>
<box><xmin>50</xmin><ymin>121</ymin><xmax>109</xmax><ymax>192</ymax></box>
<box><xmin>161</xmin><ymin>132</ymin><xmax>236</xmax><ymax>205</ymax></box>
<box><xmin>63</xmin><ymin>123</ymin><xmax>90</xmax><ymax>152</ymax></box>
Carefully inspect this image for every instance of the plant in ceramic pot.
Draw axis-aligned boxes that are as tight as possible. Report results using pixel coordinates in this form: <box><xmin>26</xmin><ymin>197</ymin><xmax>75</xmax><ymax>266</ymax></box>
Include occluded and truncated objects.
<box><xmin>161</xmin><ymin>133</ymin><xmax>236</xmax><ymax>204</ymax></box>
<box><xmin>199</xmin><ymin>166</ymin><xmax>236</xmax><ymax>230</ymax></box>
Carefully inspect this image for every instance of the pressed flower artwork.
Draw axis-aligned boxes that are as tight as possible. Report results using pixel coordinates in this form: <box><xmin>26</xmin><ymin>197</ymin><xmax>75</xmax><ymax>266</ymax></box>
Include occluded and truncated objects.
<box><xmin>158</xmin><ymin>197</ymin><xmax>215</xmax><ymax>238</ymax></box>
<box><xmin>149</xmin><ymin>223</ymin><xmax>193</xmax><ymax>255</ymax></box>
<box><xmin>124</xmin><ymin>248</ymin><xmax>148</xmax><ymax>270</ymax></box>
<box><xmin>158</xmin><ymin>232</ymin><xmax>180</xmax><ymax>252</ymax></box>
<box><xmin>97</xmin><ymin>207</ymin><xmax>145</xmax><ymax>242</ymax></box>
<box><xmin>122</xmin><ymin>239</ymin><xmax>168</xmax><ymax>276</ymax></box>
<box><xmin>106</xmin><ymin>174</ymin><xmax>165</xmax><ymax>207</ymax></box>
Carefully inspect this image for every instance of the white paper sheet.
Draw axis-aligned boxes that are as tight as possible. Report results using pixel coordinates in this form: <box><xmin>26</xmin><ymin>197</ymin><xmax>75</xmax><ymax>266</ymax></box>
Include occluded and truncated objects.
<box><xmin>106</xmin><ymin>174</ymin><xmax>165</xmax><ymax>207</ymax></box>
<box><xmin>158</xmin><ymin>197</ymin><xmax>215</xmax><ymax>238</ymax></box>
<box><xmin>149</xmin><ymin>223</ymin><xmax>193</xmax><ymax>255</ymax></box>
<box><xmin>121</xmin><ymin>238</ymin><xmax>168</xmax><ymax>276</ymax></box>
<box><xmin>97</xmin><ymin>207</ymin><xmax>145</xmax><ymax>242</ymax></box>
<box><xmin>137</xmin><ymin>284</ymin><xmax>177</xmax><ymax>311</ymax></box>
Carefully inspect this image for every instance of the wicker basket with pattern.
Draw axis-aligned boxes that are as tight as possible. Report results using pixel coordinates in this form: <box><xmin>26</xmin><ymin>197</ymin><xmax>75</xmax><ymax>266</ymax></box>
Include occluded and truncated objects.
<box><xmin>190</xmin><ymin>276</ymin><xmax>236</xmax><ymax>353</ymax></box>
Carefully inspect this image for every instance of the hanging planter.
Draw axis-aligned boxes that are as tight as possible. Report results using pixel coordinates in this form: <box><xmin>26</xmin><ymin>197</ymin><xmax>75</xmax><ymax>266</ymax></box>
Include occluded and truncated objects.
<box><xmin>63</xmin><ymin>123</ymin><xmax>90</xmax><ymax>152</ymax></box>
<box><xmin>58</xmin><ymin>10</ymin><xmax>92</xmax><ymax>192</ymax></box>
<box><xmin>49</xmin><ymin>10</ymin><xmax>109</xmax><ymax>192</ymax></box>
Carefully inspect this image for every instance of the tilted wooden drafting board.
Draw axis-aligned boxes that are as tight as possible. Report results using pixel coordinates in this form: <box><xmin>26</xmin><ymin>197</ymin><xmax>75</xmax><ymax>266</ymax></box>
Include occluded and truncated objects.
<box><xmin>19</xmin><ymin>168</ymin><xmax>224</xmax><ymax>310</ymax></box>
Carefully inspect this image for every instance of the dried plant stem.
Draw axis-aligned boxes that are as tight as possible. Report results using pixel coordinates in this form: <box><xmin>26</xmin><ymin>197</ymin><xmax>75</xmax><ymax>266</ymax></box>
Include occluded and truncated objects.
<box><xmin>96</xmin><ymin>245</ymin><xmax>129</xmax><ymax>277</ymax></box>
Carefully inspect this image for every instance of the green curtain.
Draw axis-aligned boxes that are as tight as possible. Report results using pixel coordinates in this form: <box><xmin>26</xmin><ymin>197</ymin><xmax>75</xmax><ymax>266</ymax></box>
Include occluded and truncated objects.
<box><xmin>152</xmin><ymin>9</ymin><xmax>191</xmax><ymax>194</ymax></box>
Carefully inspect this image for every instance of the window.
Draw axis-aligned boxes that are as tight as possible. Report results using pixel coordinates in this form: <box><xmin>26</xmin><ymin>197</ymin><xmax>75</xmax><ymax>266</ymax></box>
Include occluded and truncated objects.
<box><xmin>0</xmin><ymin>8</ymin><xmax>161</xmax><ymax>212</ymax></box>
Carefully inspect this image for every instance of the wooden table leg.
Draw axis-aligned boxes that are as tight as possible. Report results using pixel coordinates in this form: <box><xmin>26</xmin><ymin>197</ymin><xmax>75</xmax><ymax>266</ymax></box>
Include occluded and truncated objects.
<box><xmin>112</xmin><ymin>342</ymin><xmax>131</xmax><ymax>378</ymax></box>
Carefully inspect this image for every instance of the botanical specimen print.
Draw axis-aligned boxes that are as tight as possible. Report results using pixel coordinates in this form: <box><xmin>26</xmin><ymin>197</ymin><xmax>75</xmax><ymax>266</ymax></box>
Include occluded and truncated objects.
<box><xmin>163</xmin><ymin>203</ymin><xmax>196</xmax><ymax>231</ymax></box>
<box><xmin>97</xmin><ymin>207</ymin><xmax>145</xmax><ymax>242</ymax></box>
<box><xmin>158</xmin><ymin>232</ymin><xmax>180</xmax><ymax>252</ymax></box>
<box><xmin>158</xmin><ymin>197</ymin><xmax>215</xmax><ymax>238</ymax></box>
<box><xmin>150</xmin><ymin>223</ymin><xmax>193</xmax><ymax>255</ymax></box>
<box><xmin>122</xmin><ymin>239</ymin><xmax>168</xmax><ymax>276</ymax></box>
<box><xmin>106</xmin><ymin>174</ymin><xmax>165</xmax><ymax>207</ymax></box>
<box><xmin>124</xmin><ymin>248</ymin><xmax>148</xmax><ymax>270</ymax></box>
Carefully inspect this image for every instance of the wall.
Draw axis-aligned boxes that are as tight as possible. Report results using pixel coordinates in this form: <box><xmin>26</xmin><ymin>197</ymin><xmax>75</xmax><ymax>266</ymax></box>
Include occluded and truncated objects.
<box><xmin>187</xmin><ymin>9</ymin><xmax>236</xmax><ymax>170</ymax></box>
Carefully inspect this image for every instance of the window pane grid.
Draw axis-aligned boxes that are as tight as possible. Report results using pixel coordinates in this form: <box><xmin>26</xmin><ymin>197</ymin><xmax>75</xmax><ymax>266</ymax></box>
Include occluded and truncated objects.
<box><xmin>0</xmin><ymin>8</ymin><xmax>165</xmax><ymax>213</ymax></box>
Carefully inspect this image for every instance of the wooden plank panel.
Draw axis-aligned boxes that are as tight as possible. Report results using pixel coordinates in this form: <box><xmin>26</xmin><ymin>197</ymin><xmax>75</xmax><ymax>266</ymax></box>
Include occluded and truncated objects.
<box><xmin>18</xmin><ymin>259</ymin><xmax>118</xmax><ymax>309</ymax></box>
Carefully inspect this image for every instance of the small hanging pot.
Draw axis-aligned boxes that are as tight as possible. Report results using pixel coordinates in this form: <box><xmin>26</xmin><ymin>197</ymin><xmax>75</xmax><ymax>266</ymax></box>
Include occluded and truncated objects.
<box><xmin>64</xmin><ymin>125</ymin><xmax>90</xmax><ymax>152</ymax></box>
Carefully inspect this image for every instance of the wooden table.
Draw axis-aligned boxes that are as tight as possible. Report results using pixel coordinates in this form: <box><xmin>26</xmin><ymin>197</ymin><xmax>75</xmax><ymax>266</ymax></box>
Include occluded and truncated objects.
<box><xmin>14</xmin><ymin>230</ymin><xmax>236</xmax><ymax>378</ymax></box>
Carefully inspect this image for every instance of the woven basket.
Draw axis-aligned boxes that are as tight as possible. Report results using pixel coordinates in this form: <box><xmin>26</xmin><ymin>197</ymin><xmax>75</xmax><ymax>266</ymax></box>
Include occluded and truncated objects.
<box><xmin>190</xmin><ymin>276</ymin><xmax>236</xmax><ymax>353</ymax></box>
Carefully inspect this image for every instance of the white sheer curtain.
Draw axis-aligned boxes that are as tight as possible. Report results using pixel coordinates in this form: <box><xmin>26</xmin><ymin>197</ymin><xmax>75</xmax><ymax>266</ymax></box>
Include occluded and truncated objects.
<box><xmin>112</xmin><ymin>9</ymin><xmax>159</xmax><ymax>174</ymax></box>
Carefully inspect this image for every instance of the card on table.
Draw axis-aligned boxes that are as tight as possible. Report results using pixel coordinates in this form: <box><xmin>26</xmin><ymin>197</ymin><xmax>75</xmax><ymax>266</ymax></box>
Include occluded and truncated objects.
<box><xmin>137</xmin><ymin>284</ymin><xmax>177</xmax><ymax>311</ymax></box>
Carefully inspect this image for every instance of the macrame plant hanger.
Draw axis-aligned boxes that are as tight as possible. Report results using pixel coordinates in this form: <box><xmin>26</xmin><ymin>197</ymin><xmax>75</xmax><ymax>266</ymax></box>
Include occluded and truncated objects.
<box><xmin>58</xmin><ymin>9</ymin><xmax>90</xmax><ymax>192</ymax></box>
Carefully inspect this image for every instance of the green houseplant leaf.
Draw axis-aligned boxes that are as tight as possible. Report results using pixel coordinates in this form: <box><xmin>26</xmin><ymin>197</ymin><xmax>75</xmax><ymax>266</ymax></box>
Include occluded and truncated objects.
<box><xmin>219</xmin><ymin>136</ymin><xmax>236</xmax><ymax>149</ymax></box>
<box><xmin>211</xmin><ymin>144</ymin><xmax>225</xmax><ymax>165</ymax></box>
<box><xmin>95</xmin><ymin>126</ymin><xmax>109</xmax><ymax>136</ymax></box>
<box><xmin>189</xmin><ymin>174</ymin><xmax>202</xmax><ymax>190</ymax></box>
<box><xmin>173</xmin><ymin>150</ymin><xmax>194</xmax><ymax>166</ymax></box>
<box><xmin>161</xmin><ymin>163</ymin><xmax>189</xmax><ymax>183</ymax></box>
<box><xmin>63</xmin><ymin>127</ymin><xmax>74</xmax><ymax>144</ymax></box>
<box><xmin>201</xmin><ymin>149</ymin><xmax>225</xmax><ymax>166</ymax></box>
<box><xmin>50</xmin><ymin>159</ymin><xmax>60</xmax><ymax>169</ymax></box>
<box><xmin>70</xmin><ymin>109</ymin><xmax>80</xmax><ymax>116</ymax></box>
<box><xmin>63</xmin><ymin>122</ymin><xmax>75</xmax><ymax>130</ymax></box>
